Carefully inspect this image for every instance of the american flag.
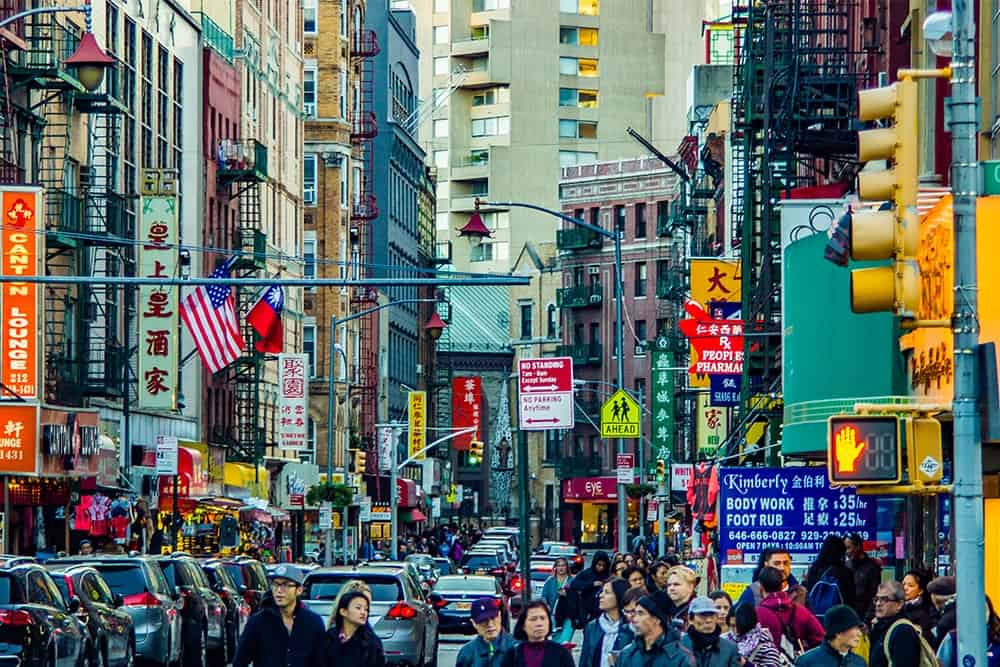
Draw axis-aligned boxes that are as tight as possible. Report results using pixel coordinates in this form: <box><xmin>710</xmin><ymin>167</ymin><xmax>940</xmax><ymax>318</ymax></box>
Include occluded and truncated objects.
<box><xmin>180</xmin><ymin>255</ymin><xmax>245</xmax><ymax>374</ymax></box>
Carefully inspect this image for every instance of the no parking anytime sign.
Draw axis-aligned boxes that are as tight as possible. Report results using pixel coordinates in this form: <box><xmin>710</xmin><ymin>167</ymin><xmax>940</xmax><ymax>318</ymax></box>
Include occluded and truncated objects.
<box><xmin>717</xmin><ymin>467</ymin><xmax>878</xmax><ymax>564</ymax></box>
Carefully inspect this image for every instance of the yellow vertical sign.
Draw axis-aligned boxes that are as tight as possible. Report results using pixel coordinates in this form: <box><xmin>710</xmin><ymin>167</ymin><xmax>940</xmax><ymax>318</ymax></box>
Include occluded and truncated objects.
<box><xmin>408</xmin><ymin>391</ymin><xmax>426</xmax><ymax>461</ymax></box>
<box><xmin>688</xmin><ymin>259</ymin><xmax>742</xmax><ymax>388</ymax></box>
<box><xmin>696</xmin><ymin>394</ymin><xmax>729</xmax><ymax>455</ymax></box>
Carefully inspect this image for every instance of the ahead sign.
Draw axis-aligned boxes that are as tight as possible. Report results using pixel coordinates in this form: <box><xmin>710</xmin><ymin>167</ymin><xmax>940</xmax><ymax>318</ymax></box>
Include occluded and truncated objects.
<box><xmin>518</xmin><ymin>357</ymin><xmax>574</xmax><ymax>430</ymax></box>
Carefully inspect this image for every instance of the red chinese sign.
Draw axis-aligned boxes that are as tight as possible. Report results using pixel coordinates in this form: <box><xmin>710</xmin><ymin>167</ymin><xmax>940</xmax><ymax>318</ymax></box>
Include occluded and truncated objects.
<box><xmin>138</xmin><ymin>195</ymin><xmax>179</xmax><ymax>410</ymax></box>
<box><xmin>451</xmin><ymin>376</ymin><xmax>482</xmax><ymax>451</ymax></box>
<box><xmin>1</xmin><ymin>189</ymin><xmax>40</xmax><ymax>400</ymax></box>
<box><xmin>0</xmin><ymin>404</ymin><xmax>38</xmax><ymax>474</ymax></box>
<box><xmin>278</xmin><ymin>353</ymin><xmax>308</xmax><ymax>450</ymax></box>
<box><xmin>678</xmin><ymin>301</ymin><xmax>744</xmax><ymax>376</ymax></box>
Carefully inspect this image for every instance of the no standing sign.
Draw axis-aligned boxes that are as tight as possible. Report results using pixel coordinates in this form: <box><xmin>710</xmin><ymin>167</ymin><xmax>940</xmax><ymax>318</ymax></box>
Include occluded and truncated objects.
<box><xmin>518</xmin><ymin>357</ymin><xmax>575</xmax><ymax>430</ymax></box>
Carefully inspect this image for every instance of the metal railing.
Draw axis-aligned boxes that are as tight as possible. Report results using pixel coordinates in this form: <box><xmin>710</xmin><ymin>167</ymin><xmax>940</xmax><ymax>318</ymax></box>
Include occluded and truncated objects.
<box><xmin>557</xmin><ymin>283</ymin><xmax>603</xmax><ymax>308</ymax></box>
<box><xmin>199</xmin><ymin>13</ymin><xmax>235</xmax><ymax>62</ymax></box>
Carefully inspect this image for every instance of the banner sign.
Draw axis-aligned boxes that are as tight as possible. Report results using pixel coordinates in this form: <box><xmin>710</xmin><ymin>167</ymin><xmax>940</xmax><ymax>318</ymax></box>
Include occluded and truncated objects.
<box><xmin>451</xmin><ymin>376</ymin><xmax>482</xmax><ymax>451</ymax></box>
<box><xmin>278</xmin><ymin>353</ymin><xmax>308</xmax><ymax>450</ymax></box>
<box><xmin>408</xmin><ymin>391</ymin><xmax>426</xmax><ymax>461</ymax></box>
<box><xmin>679</xmin><ymin>301</ymin><xmax>744</xmax><ymax>376</ymax></box>
<box><xmin>696</xmin><ymin>394</ymin><xmax>729</xmax><ymax>456</ymax></box>
<box><xmin>650</xmin><ymin>337</ymin><xmax>674</xmax><ymax>461</ymax></box>
<box><xmin>0</xmin><ymin>404</ymin><xmax>38</xmax><ymax>474</ymax></box>
<box><xmin>717</xmin><ymin>467</ymin><xmax>878</xmax><ymax>564</ymax></box>
<box><xmin>138</xmin><ymin>195</ymin><xmax>179</xmax><ymax>410</ymax></box>
<box><xmin>1</xmin><ymin>188</ymin><xmax>41</xmax><ymax>401</ymax></box>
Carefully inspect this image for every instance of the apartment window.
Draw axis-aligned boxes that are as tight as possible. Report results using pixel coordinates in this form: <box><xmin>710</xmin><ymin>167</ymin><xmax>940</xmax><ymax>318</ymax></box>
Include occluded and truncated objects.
<box><xmin>635</xmin><ymin>202</ymin><xmax>647</xmax><ymax>238</ymax></box>
<box><xmin>172</xmin><ymin>59</ymin><xmax>183</xmax><ymax>174</ymax></box>
<box><xmin>614</xmin><ymin>205</ymin><xmax>625</xmax><ymax>231</ymax></box>
<box><xmin>433</xmin><ymin>118</ymin><xmax>449</xmax><ymax>137</ymax></box>
<box><xmin>590</xmin><ymin>207</ymin><xmax>600</xmax><ymax>227</ymax></box>
<box><xmin>433</xmin><ymin>25</ymin><xmax>450</xmax><ymax>44</ymax></box>
<box><xmin>340</xmin><ymin>162</ymin><xmax>349</xmax><ymax>206</ymax></box>
<box><xmin>559</xmin><ymin>151</ymin><xmax>598</xmax><ymax>167</ymax></box>
<box><xmin>636</xmin><ymin>320</ymin><xmax>647</xmax><ymax>345</ymax></box>
<box><xmin>470</xmin><ymin>242</ymin><xmax>494</xmax><ymax>262</ymax></box>
<box><xmin>473</xmin><ymin>0</ymin><xmax>508</xmax><ymax>9</ymax></box>
<box><xmin>559</xmin><ymin>57</ymin><xmax>598</xmax><ymax>77</ymax></box>
<box><xmin>520</xmin><ymin>303</ymin><xmax>533</xmax><ymax>339</ymax></box>
<box><xmin>547</xmin><ymin>304</ymin><xmax>557</xmax><ymax>338</ymax></box>
<box><xmin>303</xmin><ymin>68</ymin><xmax>316</xmax><ymax>116</ymax></box>
<box><xmin>559</xmin><ymin>26</ymin><xmax>598</xmax><ymax>46</ymax></box>
<box><xmin>473</xmin><ymin>87</ymin><xmax>508</xmax><ymax>106</ymax></box>
<box><xmin>338</xmin><ymin>67</ymin><xmax>346</xmax><ymax>118</ymax></box>
<box><xmin>433</xmin><ymin>150</ymin><xmax>449</xmax><ymax>168</ymax></box>
<box><xmin>303</xmin><ymin>324</ymin><xmax>316</xmax><ymax>376</ymax></box>
<box><xmin>559</xmin><ymin>88</ymin><xmax>598</xmax><ymax>108</ymax></box>
<box><xmin>545</xmin><ymin>430</ymin><xmax>560</xmax><ymax>462</ymax></box>
<box><xmin>469</xmin><ymin>56</ymin><xmax>488</xmax><ymax>72</ymax></box>
<box><xmin>559</xmin><ymin>119</ymin><xmax>597</xmax><ymax>139</ymax></box>
<box><xmin>303</xmin><ymin>154</ymin><xmax>317</xmax><ymax>205</ymax></box>
<box><xmin>471</xmin><ymin>25</ymin><xmax>489</xmax><ymax>40</ymax></box>
<box><xmin>434</xmin><ymin>56</ymin><xmax>450</xmax><ymax>75</ymax></box>
<box><xmin>471</xmin><ymin>116</ymin><xmax>509</xmax><ymax>137</ymax></box>
<box><xmin>561</xmin><ymin>0</ymin><xmax>598</xmax><ymax>15</ymax></box>
<box><xmin>436</xmin><ymin>213</ymin><xmax>449</xmax><ymax>230</ymax></box>
<box><xmin>156</xmin><ymin>46</ymin><xmax>168</xmax><ymax>168</ymax></box>
<box><xmin>303</xmin><ymin>237</ymin><xmax>316</xmax><ymax>280</ymax></box>
<box><xmin>340</xmin><ymin>4</ymin><xmax>347</xmax><ymax>36</ymax></box>
<box><xmin>140</xmin><ymin>33</ymin><xmax>152</xmax><ymax>167</ymax></box>
<box><xmin>635</xmin><ymin>262</ymin><xmax>647</xmax><ymax>297</ymax></box>
<box><xmin>434</xmin><ymin>0</ymin><xmax>448</xmax><ymax>10</ymax></box>
<box><xmin>303</xmin><ymin>0</ymin><xmax>316</xmax><ymax>34</ymax></box>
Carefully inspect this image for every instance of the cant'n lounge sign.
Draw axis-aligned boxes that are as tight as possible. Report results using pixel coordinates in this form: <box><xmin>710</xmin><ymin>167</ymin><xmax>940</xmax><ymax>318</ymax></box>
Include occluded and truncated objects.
<box><xmin>1</xmin><ymin>187</ymin><xmax>41</xmax><ymax>401</ymax></box>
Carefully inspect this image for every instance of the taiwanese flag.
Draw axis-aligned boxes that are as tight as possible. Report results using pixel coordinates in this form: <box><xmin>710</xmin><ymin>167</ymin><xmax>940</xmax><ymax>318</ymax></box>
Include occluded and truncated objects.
<box><xmin>246</xmin><ymin>285</ymin><xmax>284</xmax><ymax>353</ymax></box>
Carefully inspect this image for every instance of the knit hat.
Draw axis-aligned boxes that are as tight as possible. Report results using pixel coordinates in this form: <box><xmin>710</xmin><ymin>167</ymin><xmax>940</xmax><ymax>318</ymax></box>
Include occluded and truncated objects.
<box><xmin>637</xmin><ymin>595</ymin><xmax>672</xmax><ymax>630</ymax></box>
<box><xmin>927</xmin><ymin>576</ymin><xmax>956</xmax><ymax>597</ymax></box>
<box><xmin>823</xmin><ymin>605</ymin><xmax>864</xmax><ymax>638</ymax></box>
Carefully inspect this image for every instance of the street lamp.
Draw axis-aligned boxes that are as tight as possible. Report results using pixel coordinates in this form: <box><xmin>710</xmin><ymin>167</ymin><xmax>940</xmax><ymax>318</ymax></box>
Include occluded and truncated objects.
<box><xmin>464</xmin><ymin>198</ymin><xmax>629</xmax><ymax>554</ymax></box>
<box><xmin>423</xmin><ymin>312</ymin><xmax>446</xmax><ymax>340</ymax></box>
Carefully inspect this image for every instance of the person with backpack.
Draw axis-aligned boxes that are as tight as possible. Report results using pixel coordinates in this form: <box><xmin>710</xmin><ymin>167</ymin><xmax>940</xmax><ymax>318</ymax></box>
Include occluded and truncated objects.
<box><xmin>935</xmin><ymin>595</ymin><xmax>1000</xmax><ymax>667</ymax></box>
<box><xmin>737</xmin><ymin>548</ymin><xmax>806</xmax><ymax>609</ymax></box>
<box><xmin>803</xmin><ymin>536</ymin><xmax>855</xmax><ymax>620</ymax></box>
<box><xmin>868</xmin><ymin>581</ymin><xmax>933</xmax><ymax>667</ymax></box>
<box><xmin>795</xmin><ymin>605</ymin><xmax>866</xmax><ymax>667</ymax></box>
<box><xmin>754</xmin><ymin>567</ymin><xmax>825</xmax><ymax>660</ymax></box>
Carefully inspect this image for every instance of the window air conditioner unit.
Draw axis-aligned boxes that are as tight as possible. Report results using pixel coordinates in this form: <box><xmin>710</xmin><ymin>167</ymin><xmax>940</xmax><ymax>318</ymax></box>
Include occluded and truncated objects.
<box><xmin>588</xmin><ymin>266</ymin><xmax>600</xmax><ymax>275</ymax></box>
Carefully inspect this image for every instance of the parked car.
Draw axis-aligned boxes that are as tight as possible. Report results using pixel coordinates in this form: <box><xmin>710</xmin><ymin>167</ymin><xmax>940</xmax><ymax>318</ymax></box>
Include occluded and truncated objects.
<box><xmin>473</xmin><ymin>541</ymin><xmax>517</xmax><ymax>568</ymax></box>
<box><xmin>0</xmin><ymin>563</ymin><xmax>90</xmax><ymax>667</ymax></box>
<box><xmin>429</xmin><ymin>575</ymin><xmax>509</xmax><ymax>634</ymax></box>
<box><xmin>200</xmin><ymin>560</ymin><xmax>251</xmax><ymax>662</ymax></box>
<box><xmin>48</xmin><ymin>564</ymin><xmax>136</xmax><ymax>667</ymax></box>
<box><xmin>214</xmin><ymin>558</ymin><xmax>268</xmax><ymax>614</ymax></box>
<box><xmin>301</xmin><ymin>566</ymin><xmax>440</xmax><ymax>667</ymax></box>
<box><xmin>51</xmin><ymin>555</ymin><xmax>183</xmax><ymax>667</ymax></box>
<box><xmin>404</xmin><ymin>554</ymin><xmax>439</xmax><ymax>586</ymax></box>
<box><xmin>534</xmin><ymin>541</ymin><xmax>571</xmax><ymax>555</ymax></box>
<box><xmin>458</xmin><ymin>551</ymin><xmax>511</xmax><ymax>590</ymax></box>
<box><xmin>432</xmin><ymin>558</ymin><xmax>454</xmax><ymax>576</ymax></box>
<box><xmin>545</xmin><ymin>544</ymin><xmax>584</xmax><ymax>573</ymax></box>
<box><xmin>482</xmin><ymin>527</ymin><xmax>520</xmax><ymax>551</ymax></box>
<box><xmin>154</xmin><ymin>555</ymin><xmax>227</xmax><ymax>667</ymax></box>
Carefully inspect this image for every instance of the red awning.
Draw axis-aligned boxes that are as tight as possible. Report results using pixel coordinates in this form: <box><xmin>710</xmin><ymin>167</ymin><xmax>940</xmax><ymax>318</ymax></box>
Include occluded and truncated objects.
<box><xmin>408</xmin><ymin>508</ymin><xmax>427</xmax><ymax>522</ymax></box>
<box><xmin>397</xmin><ymin>478</ymin><xmax>418</xmax><ymax>507</ymax></box>
<box><xmin>157</xmin><ymin>447</ymin><xmax>208</xmax><ymax>503</ymax></box>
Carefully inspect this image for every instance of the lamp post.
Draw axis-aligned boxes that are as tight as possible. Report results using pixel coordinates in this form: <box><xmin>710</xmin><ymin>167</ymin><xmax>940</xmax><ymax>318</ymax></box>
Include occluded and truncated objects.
<box><xmin>464</xmin><ymin>199</ymin><xmax>629</xmax><ymax>554</ymax></box>
<box><xmin>324</xmin><ymin>298</ymin><xmax>442</xmax><ymax>566</ymax></box>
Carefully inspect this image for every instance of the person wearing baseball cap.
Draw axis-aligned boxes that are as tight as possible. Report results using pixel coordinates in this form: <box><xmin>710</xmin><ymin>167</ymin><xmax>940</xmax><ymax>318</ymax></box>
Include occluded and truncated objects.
<box><xmin>616</xmin><ymin>595</ymin><xmax>693</xmax><ymax>667</ymax></box>
<box><xmin>795</xmin><ymin>605</ymin><xmax>867</xmax><ymax>667</ymax></box>
<box><xmin>455</xmin><ymin>597</ymin><xmax>515</xmax><ymax>667</ymax></box>
<box><xmin>680</xmin><ymin>597</ymin><xmax>740</xmax><ymax>667</ymax></box>
<box><xmin>232</xmin><ymin>564</ymin><xmax>326</xmax><ymax>667</ymax></box>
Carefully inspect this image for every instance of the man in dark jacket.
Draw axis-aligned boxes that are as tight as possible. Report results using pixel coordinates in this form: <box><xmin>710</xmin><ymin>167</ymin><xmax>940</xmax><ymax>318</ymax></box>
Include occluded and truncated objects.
<box><xmin>868</xmin><ymin>582</ymin><xmax>921</xmax><ymax>667</ymax></box>
<box><xmin>456</xmin><ymin>597</ymin><xmax>516</xmax><ymax>667</ymax></box>
<box><xmin>618</xmin><ymin>596</ymin><xmax>694</xmax><ymax>667</ymax></box>
<box><xmin>680</xmin><ymin>597</ymin><xmax>740</xmax><ymax>667</ymax></box>
<box><xmin>844</xmin><ymin>533</ymin><xmax>881</xmax><ymax>620</ymax></box>
<box><xmin>571</xmin><ymin>551</ymin><xmax>612</xmax><ymax>625</ymax></box>
<box><xmin>796</xmin><ymin>605</ymin><xmax>867</xmax><ymax>667</ymax></box>
<box><xmin>736</xmin><ymin>548</ymin><xmax>804</xmax><ymax>609</ymax></box>
<box><xmin>927</xmin><ymin>576</ymin><xmax>956</xmax><ymax>650</ymax></box>
<box><xmin>232</xmin><ymin>564</ymin><xmax>326</xmax><ymax>667</ymax></box>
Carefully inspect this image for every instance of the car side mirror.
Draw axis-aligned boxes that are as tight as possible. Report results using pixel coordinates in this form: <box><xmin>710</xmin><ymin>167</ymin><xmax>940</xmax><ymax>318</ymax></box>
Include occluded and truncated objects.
<box><xmin>68</xmin><ymin>596</ymin><xmax>81</xmax><ymax>613</ymax></box>
<box><xmin>173</xmin><ymin>585</ymin><xmax>182</xmax><ymax>600</ymax></box>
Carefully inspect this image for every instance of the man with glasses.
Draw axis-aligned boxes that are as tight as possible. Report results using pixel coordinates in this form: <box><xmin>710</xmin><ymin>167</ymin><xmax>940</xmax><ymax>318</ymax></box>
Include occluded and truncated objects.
<box><xmin>233</xmin><ymin>564</ymin><xmax>326</xmax><ymax>667</ymax></box>
<box><xmin>868</xmin><ymin>581</ymin><xmax>922</xmax><ymax>667</ymax></box>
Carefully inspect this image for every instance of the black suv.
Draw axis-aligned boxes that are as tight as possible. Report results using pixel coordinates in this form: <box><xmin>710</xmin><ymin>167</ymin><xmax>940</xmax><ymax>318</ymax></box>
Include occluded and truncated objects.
<box><xmin>155</xmin><ymin>555</ymin><xmax>227</xmax><ymax>667</ymax></box>
<box><xmin>200</xmin><ymin>560</ymin><xmax>251</xmax><ymax>661</ymax></box>
<box><xmin>214</xmin><ymin>557</ymin><xmax>268</xmax><ymax>613</ymax></box>
<box><xmin>48</xmin><ymin>565</ymin><xmax>136</xmax><ymax>667</ymax></box>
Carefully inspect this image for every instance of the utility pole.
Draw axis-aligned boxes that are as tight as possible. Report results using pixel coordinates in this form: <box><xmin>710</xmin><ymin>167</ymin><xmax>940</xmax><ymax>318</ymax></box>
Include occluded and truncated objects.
<box><xmin>949</xmin><ymin>3</ymin><xmax>986</xmax><ymax>665</ymax></box>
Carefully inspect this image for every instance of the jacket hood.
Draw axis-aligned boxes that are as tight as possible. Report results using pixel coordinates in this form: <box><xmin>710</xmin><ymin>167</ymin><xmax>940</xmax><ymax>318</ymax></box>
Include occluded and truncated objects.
<box><xmin>592</xmin><ymin>551</ymin><xmax>611</xmax><ymax>569</ymax></box>
<box><xmin>761</xmin><ymin>591</ymin><xmax>793</xmax><ymax>614</ymax></box>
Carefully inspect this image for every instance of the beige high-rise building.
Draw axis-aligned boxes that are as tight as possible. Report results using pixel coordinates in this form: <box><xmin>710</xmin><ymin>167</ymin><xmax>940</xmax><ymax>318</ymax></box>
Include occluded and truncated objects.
<box><xmin>409</xmin><ymin>0</ymin><xmax>718</xmax><ymax>272</ymax></box>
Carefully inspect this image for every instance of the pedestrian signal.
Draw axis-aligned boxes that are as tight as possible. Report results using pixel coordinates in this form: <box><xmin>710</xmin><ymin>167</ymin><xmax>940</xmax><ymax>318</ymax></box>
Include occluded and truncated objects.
<box><xmin>827</xmin><ymin>415</ymin><xmax>901</xmax><ymax>484</ymax></box>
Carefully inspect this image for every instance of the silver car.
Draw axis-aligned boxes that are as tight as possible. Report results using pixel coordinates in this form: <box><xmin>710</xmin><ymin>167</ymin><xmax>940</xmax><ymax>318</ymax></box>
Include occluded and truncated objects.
<box><xmin>302</xmin><ymin>566</ymin><xmax>440</xmax><ymax>667</ymax></box>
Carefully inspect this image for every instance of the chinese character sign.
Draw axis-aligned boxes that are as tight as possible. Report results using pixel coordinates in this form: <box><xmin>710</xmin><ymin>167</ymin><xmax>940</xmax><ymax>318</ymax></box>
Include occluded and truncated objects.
<box><xmin>278</xmin><ymin>353</ymin><xmax>309</xmax><ymax>450</ymax></box>
<box><xmin>0</xmin><ymin>404</ymin><xmax>38</xmax><ymax>474</ymax></box>
<box><xmin>138</xmin><ymin>196</ymin><xmax>179</xmax><ymax>410</ymax></box>
<box><xmin>408</xmin><ymin>391</ymin><xmax>426</xmax><ymax>461</ymax></box>
<box><xmin>687</xmin><ymin>259</ymin><xmax>741</xmax><ymax>389</ymax></box>
<box><xmin>679</xmin><ymin>301</ymin><xmax>744</xmax><ymax>376</ymax></box>
<box><xmin>649</xmin><ymin>343</ymin><xmax>674</xmax><ymax>464</ymax></box>
<box><xmin>1</xmin><ymin>188</ymin><xmax>41</xmax><ymax>401</ymax></box>
<box><xmin>451</xmin><ymin>376</ymin><xmax>482</xmax><ymax>451</ymax></box>
<box><xmin>696</xmin><ymin>393</ymin><xmax>729</xmax><ymax>456</ymax></box>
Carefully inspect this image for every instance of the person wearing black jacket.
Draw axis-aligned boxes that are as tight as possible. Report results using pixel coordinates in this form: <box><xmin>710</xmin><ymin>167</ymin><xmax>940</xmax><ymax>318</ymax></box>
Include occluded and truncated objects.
<box><xmin>901</xmin><ymin>569</ymin><xmax>935</xmax><ymax>641</ymax></box>
<box><xmin>326</xmin><ymin>590</ymin><xmax>386</xmax><ymax>667</ymax></box>
<box><xmin>845</xmin><ymin>534</ymin><xmax>881</xmax><ymax>620</ymax></box>
<box><xmin>804</xmin><ymin>535</ymin><xmax>856</xmax><ymax>614</ymax></box>
<box><xmin>928</xmin><ymin>576</ymin><xmax>957</xmax><ymax>650</ymax></box>
<box><xmin>570</xmin><ymin>551</ymin><xmax>612</xmax><ymax>626</ymax></box>
<box><xmin>868</xmin><ymin>582</ymin><xmax>921</xmax><ymax>667</ymax></box>
<box><xmin>232</xmin><ymin>565</ymin><xmax>326</xmax><ymax>667</ymax></box>
<box><xmin>501</xmin><ymin>601</ymin><xmax>574</xmax><ymax>667</ymax></box>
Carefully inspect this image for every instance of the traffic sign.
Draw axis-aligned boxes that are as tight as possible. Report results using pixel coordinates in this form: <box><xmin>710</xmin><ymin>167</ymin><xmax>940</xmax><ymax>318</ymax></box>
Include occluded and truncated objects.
<box><xmin>601</xmin><ymin>389</ymin><xmax>640</xmax><ymax>438</ymax></box>
<box><xmin>518</xmin><ymin>357</ymin><xmax>574</xmax><ymax>430</ymax></box>
<box><xmin>827</xmin><ymin>415</ymin><xmax>902</xmax><ymax>484</ymax></box>
<box><xmin>616</xmin><ymin>453</ymin><xmax>634</xmax><ymax>484</ymax></box>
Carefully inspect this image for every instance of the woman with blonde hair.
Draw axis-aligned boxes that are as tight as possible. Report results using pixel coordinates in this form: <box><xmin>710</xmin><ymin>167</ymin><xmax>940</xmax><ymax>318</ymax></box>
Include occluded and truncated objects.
<box><xmin>328</xmin><ymin>580</ymin><xmax>373</xmax><ymax>628</ymax></box>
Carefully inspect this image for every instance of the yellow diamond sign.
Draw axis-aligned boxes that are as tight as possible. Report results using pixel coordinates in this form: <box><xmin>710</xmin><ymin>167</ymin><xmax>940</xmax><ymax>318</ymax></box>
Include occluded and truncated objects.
<box><xmin>600</xmin><ymin>389</ymin><xmax>641</xmax><ymax>439</ymax></box>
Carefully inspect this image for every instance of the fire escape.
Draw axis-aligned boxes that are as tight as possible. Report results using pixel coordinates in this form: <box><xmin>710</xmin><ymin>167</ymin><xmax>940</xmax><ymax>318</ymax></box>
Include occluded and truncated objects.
<box><xmin>730</xmin><ymin>0</ymin><xmax>862</xmax><ymax>436</ymax></box>
<box><xmin>2</xmin><ymin>9</ymin><xmax>129</xmax><ymax>405</ymax></box>
<box><xmin>214</xmin><ymin>139</ymin><xmax>267</xmax><ymax>462</ymax></box>
<box><xmin>349</xmin><ymin>27</ymin><xmax>379</xmax><ymax>464</ymax></box>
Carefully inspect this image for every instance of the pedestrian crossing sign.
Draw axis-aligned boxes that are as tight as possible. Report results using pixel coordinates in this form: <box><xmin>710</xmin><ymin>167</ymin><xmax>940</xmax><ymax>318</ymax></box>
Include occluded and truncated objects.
<box><xmin>600</xmin><ymin>389</ymin><xmax>641</xmax><ymax>439</ymax></box>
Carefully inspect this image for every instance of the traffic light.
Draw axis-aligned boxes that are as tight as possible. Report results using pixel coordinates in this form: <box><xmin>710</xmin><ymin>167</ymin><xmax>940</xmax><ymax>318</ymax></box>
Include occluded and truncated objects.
<box><xmin>353</xmin><ymin>449</ymin><xmax>367</xmax><ymax>474</ymax></box>
<box><xmin>655</xmin><ymin>459</ymin><xmax>666</xmax><ymax>483</ymax></box>
<box><xmin>468</xmin><ymin>440</ymin><xmax>484</xmax><ymax>464</ymax></box>
<box><xmin>850</xmin><ymin>75</ymin><xmax>919</xmax><ymax>316</ymax></box>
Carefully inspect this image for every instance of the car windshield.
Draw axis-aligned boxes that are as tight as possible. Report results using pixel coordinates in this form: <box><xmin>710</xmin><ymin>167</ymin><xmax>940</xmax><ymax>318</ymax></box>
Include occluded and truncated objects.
<box><xmin>461</xmin><ymin>555</ymin><xmax>498</xmax><ymax>570</ymax></box>
<box><xmin>434</xmin><ymin>561</ymin><xmax>452</xmax><ymax>575</ymax></box>
<box><xmin>303</xmin><ymin>576</ymin><xmax>402</xmax><ymax>602</ymax></box>
<box><xmin>433</xmin><ymin>577</ymin><xmax>495</xmax><ymax>594</ymax></box>
<box><xmin>93</xmin><ymin>566</ymin><xmax>147</xmax><ymax>596</ymax></box>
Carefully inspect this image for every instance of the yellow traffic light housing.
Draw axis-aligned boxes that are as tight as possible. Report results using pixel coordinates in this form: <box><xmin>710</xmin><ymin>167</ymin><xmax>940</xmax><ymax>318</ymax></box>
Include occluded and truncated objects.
<box><xmin>468</xmin><ymin>440</ymin><xmax>483</xmax><ymax>464</ymax></box>
<box><xmin>852</xmin><ymin>76</ymin><xmax>919</xmax><ymax>317</ymax></box>
<box><xmin>655</xmin><ymin>459</ymin><xmax>666</xmax><ymax>483</ymax></box>
<box><xmin>353</xmin><ymin>449</ymin><xmax>367</xmax><ymax>474</ymax></box>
